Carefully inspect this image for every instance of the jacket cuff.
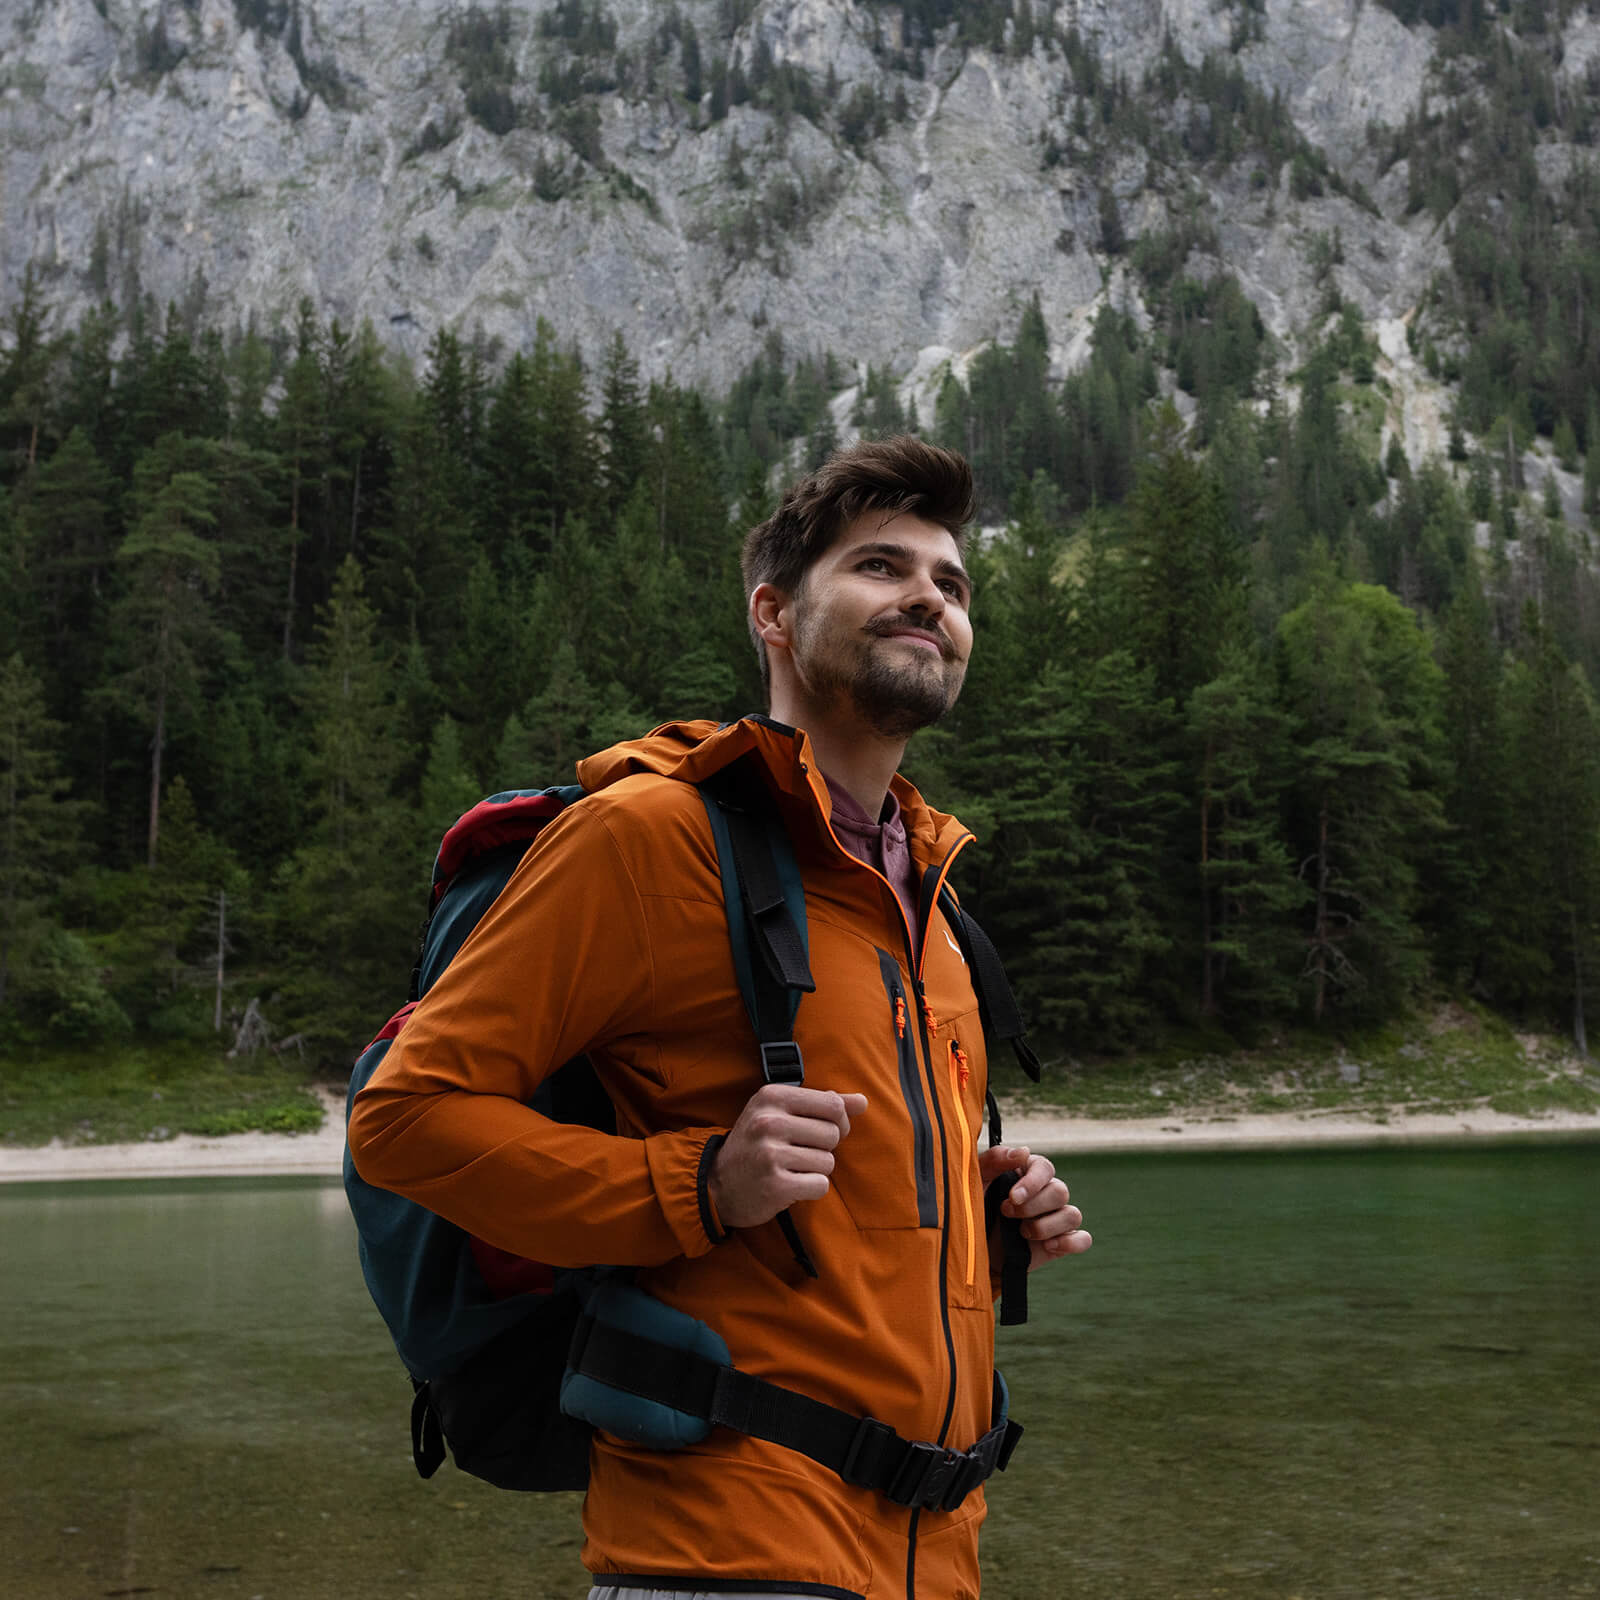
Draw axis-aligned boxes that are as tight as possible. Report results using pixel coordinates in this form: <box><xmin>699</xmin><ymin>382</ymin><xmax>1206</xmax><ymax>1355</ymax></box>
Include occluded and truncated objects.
<box><xmin>697</xmin><ymin>1134</ymin><xmax>730</xmax><ymax>1244</ymax></box>
<box><xmin>645</xmin><ymin>1127</ymin><xmax>730</xmax><ymax>1258</ymax></box>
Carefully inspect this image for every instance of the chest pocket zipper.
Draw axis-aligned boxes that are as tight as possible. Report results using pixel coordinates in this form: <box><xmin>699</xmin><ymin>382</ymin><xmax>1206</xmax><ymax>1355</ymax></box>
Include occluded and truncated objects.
<box><xmin>877</xmin><ymin>949</ymin><xmax>938</xmax><ymax>1230</ymax></box>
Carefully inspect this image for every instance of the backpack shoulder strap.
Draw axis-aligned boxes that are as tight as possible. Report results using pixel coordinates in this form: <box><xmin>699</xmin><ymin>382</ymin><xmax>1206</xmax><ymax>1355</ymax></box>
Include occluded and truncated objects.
<box><xmin>937</xmin><ymin>887</ymin><xmax>1041</xmax><ymax>1083</ymax></box>
<box><xmin>695</xmin><ymin>760</ymin><xmax>819</xmax><ymax>1278</ymax></box>
<box><xmin>938</xmin><ymin>887</ymin><xmax>1037</xmax><ymax>1327</ymax></box>
<box><xmin>695</xmin><ymin>761</ymin><xmax>814</xmax><ymax>1078</ymax></box>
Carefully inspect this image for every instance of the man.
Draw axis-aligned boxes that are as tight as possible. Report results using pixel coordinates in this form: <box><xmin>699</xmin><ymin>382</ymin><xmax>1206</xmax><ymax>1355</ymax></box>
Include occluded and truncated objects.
<box><xmin>348</xmin><ymin>435</ymin><xmax>1090</xmax><ymax>1599</ymax></box>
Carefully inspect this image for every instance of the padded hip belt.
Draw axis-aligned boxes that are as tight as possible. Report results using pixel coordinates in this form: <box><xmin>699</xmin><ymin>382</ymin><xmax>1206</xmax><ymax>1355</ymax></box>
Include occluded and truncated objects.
<box><xmin>563</xmin><ymin>1283</ymin><xmax>1022</xmax><ymax>1514</ymax></box>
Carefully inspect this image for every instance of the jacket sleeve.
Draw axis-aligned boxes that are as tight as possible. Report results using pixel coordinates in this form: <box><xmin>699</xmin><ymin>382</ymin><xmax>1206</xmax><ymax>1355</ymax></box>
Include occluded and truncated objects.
<box><xmin>346</xmin><ymin>800</ymin><xmax>724</xmax><ymax>1268</ymax></box>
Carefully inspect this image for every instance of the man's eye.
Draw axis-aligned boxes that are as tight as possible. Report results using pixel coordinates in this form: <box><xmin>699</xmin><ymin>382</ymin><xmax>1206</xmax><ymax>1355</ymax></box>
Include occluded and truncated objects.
<box><xmin>939</xmin><ymin>580</ymin><xmax>966</xmax><ymax>599</ymax></box>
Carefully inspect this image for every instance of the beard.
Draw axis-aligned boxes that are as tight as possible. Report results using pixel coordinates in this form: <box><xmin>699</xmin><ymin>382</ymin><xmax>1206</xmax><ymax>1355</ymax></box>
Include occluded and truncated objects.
<box><xmin>791</xmin><ymin>601</ymin><xmax>967</xmax><ymax>740</ymax></box>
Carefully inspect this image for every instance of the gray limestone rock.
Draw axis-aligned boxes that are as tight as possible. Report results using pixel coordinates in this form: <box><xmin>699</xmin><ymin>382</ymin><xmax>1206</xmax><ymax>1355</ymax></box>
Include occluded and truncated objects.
<box><xmin>0</xmin><ymin>0</ymin><xmax>1540</xmax><ymax>456</ymax></box>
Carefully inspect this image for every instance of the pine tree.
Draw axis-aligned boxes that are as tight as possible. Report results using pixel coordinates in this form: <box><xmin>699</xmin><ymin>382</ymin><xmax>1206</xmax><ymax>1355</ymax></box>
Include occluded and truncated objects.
<box><xmin>598</xmin><ymin>330</ymin><xmax>648</xmax><ymax>518</ymax></box>
<box><xmin>978</xmin><ymin>650</ymin><xmax>1184</xmax><ymax>1046</ymax></box>
<box><xmin>0</xmin><ymin>653</ymin><xmax>80</xmax><ymax>1010</ymax></box>
<box><xmin>301</xmin><ymin>556</ymin><xmax>396</xmax><ymax>852</ymax></box>
<box><xmin>1501</xmin><ymin>614</ymin><xmax>1600</xmax><ymax>1051</ymax></box>
<box><xmin>102</xmin><ymin>438</ymin><xmax>222</xmax><ymax>865</ymax></box>
<box><xmin>1120</xmin><ymin>404</ymin><xmax>1247</xmax><ymax>706</ymax></box>
<box><xmin>275</xmin><ymin>300</ymin><xmax>329</xmax><ymax>661</ymax></box>
<box><xmin>16</xmin><ymin>427</ymin><xmax>114</xmax><ymax>697</ymax></box>
<box><xmin>1276</xmin><ymin>581</ymin><xmax>1447</xmax><ymax>1019</ymax></box>
<box><xmin>1187</xmin><ymin>644</ymin><xmax>1304</xmax><ymax>1019</ymax></box>
<box><xmin>274</xmin><ymin>557</ymin><xmax>411</xmax><ymax>1055</ymax></box>
<box><xmin>417</xmin><ymin>715</ymin><xmax>483</xmax><ymax>866</ymax></box>
<box><xmin>0</xmin><ymin>268</ymin><xmax>61</xmax><ymax>482</ymax></box>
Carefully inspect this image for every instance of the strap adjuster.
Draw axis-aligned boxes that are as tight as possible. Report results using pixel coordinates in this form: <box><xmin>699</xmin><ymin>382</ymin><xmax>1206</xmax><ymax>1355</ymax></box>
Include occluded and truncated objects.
<box><xmin>840</xmin><ymin>1415</ymin><xmax>898</xmax><ymax>1488</ymax></box>
<box><xmin>759</xmin><ymin>1040</ymin><xmax>805</xmax><ymax>1086</ymax></box>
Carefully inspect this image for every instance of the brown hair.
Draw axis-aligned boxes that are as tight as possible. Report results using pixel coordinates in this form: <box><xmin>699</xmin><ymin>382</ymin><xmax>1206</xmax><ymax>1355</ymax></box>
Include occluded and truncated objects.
<box><xmin>740</xmin><ymin>434</ymin><xmax>975</xmax><ymax>692</ymax></box>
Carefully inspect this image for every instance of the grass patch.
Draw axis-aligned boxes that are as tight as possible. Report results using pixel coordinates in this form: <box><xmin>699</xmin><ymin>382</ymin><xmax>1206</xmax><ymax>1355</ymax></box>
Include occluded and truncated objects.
<box><xmin>1002</xmin><ymin>1001</ymin><xmax>1600</xmax><ymax>1123</ymax></box>
<box><xmin>0</xmin><ymin>1041</ymin><xmax>326</xmax><ymax>1148</ymax></box>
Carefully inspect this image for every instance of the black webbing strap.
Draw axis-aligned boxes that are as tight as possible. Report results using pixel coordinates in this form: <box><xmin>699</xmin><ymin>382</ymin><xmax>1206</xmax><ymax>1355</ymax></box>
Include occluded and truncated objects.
<box><xmin>719</xmin><ymin>783</ymin><xmax>816</xmax><ymax>1005</ymax></box>
<box><xmin>938</xmin><ymin>890</ymin><xmax>1042</xmax><ymax>1082</ymax></box>
<box><xmin>410</xmin><ymin>1380</ymin><xmax>446</xmax><ymax>1479</ymax></box>
<box><xmin>568</xmin><ymin>1313</ymin><xmax>1021</xmax><ymax>1513</ymax></box>
<box><xmin>984</xmin><ymin>1174</ymin><xmax>1031</xmax><ymax>1328</ymax></box>
<box><xmin>698</xmin><ymin>762</ymin><xmax>819</xmax><ymax>1278</ymax></box>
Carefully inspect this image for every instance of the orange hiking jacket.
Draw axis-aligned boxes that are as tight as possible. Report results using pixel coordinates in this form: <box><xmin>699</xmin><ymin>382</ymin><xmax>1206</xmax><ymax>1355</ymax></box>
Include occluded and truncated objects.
<box><xmin>348</xmin><ymin>716</ymin><xmax>1002</xmax><ymax>1599</ymax></box>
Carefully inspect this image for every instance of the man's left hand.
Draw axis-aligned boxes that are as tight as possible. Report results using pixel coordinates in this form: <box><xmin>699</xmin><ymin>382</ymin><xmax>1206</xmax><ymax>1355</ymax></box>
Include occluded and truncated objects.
<box><xmin>978</xmin><ymin>1145</ymin><xmax>1091</xmax><ymax>1271</ymax></box>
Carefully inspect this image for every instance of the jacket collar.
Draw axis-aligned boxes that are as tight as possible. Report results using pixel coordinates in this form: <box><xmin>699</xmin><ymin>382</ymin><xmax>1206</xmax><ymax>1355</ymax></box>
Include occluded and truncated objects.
<box><xmin>575</xmin><ymin>715</ymin><xmax>969</xmax><ymax>869</ymax></box>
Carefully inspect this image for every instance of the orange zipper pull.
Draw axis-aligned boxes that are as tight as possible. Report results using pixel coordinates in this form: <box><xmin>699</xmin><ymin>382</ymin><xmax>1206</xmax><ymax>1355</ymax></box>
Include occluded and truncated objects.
<box><xmin>950</xmin><ymin>1040</ymin><xmax>970</xmax><ymax>1088</ymax></box>
<box><xmin>895</xmin><ymin>994</ymin><xmax>906</xmax><ymax>1040</ymax></box>
<box><xmin>923</xmin><ymin>999</ymin><xmax>938</xmax><ymax>1039</ymax></box>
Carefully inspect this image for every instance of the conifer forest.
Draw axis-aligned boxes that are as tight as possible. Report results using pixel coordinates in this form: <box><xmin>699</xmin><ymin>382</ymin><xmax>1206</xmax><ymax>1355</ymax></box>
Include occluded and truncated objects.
<box><xmin>4</xmin><ymin>242</ymin><xmax>1600</xmax><ymax>1073</ymax></box>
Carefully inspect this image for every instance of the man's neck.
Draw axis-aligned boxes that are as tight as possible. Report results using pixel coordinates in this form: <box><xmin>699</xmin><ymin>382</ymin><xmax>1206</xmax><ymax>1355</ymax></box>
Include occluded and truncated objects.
<box><xmin>770</xmin><ymin>697</ymin><xmax>904</xmax><ymax>821</ymax></box>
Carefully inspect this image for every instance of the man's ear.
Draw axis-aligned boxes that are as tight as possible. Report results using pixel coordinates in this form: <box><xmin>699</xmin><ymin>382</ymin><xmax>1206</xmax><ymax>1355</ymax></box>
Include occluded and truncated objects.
<box><xmin>750</xmin><ymin>582</ymin><xmax>792</xmax><ymax>654</ymax></box>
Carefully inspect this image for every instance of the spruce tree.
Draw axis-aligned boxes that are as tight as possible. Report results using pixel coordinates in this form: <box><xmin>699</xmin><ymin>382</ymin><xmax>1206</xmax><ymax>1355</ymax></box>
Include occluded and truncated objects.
<box><xmin>275</xmin><ymin>301</ymin><xmax>329</xmax><ymax>661</ymax></box>
<box><xmin>1120</xmin><ymin>404</ymin><xmax>1247</xmax><ymax>706</ymax></box>
<box><xmin>1501</xmin><ymin>615</ymin><xmax>1600</xmax><ymax>1051</ymax></box>
<box><xmin>1276</xmin><ymin>581</ymin><xmax>1447</xmax><ymax>1019</ymax></box>
<box><xmin>598</xmin><ymin>330</ymin><xmax>648</xmax><ymax>518</ymax></box>
<box><xmin>275</xmin><ymin>557</ymin><xmax>411</xmax><ymax>1055</ymax></box>
<box><xmin>102</xmin><ymin>439</ymin><xmax>222</xmax><ymax>866</ymax></box>
<box><xmin>0</xmin><ymin>653</ymin><xmax>80</xmax><ymax>1010</ymax></box>
<box><xmin>1187</xmin><ymin>644</ymin><xmax>1304</xmax><ymax>1020</ymax></box>
<box><xmin>1431</xmin><ymin>562</ymin><xmax>1515</xmax><ymax>992</ymax></box>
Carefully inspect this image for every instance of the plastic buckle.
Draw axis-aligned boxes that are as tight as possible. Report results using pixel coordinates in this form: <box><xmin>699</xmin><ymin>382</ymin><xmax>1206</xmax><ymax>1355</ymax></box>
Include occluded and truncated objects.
<box><xmin>759</xmin><ymin>1040</ymin><xmax>805</xmax><ymax>1086</ymax></box>
<box><xmin>886</xmin><ymin>1440</ymin><xmax>961</xmax><ymax>1510</ymax></box>
<box><xmin>940</xmin><ymin>1450</ymin><xmax>986</xmax><ymax>1513</ymax></box>
<box><xmin>840</xmin><ymin>1416</ymin><xmax>898</xmax><ymax>1489</ymax></box>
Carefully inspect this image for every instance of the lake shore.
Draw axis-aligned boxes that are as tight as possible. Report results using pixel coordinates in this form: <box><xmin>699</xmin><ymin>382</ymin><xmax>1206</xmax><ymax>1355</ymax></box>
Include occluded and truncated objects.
<box><xmin>2</xmin><ymin>1087</ymin><xmax>1596</xmax><ymax>1183</ymax></box>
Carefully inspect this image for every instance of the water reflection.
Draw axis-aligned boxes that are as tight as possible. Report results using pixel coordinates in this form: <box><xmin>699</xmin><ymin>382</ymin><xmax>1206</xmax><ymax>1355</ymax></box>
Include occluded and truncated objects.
<box><xmin>2</xmin><ymin>1149</ymin><xmax>1595</xmax><ymax>1599</ymax></box>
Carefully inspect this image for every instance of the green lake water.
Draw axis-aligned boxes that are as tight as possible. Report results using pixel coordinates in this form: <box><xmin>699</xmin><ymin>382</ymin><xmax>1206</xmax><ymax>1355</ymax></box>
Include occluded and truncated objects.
<box><xmin>2</xmin><ymin>1145</ymin><xmax>1596</xmax><ymax>1599</ymax></box>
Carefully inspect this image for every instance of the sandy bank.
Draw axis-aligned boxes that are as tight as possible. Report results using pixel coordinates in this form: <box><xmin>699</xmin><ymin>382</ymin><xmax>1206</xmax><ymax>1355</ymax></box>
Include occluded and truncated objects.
<box><xmin>2</xmin><ymin>1090</ymin><xmax>1596</xmax><ymax>1183</ymax></box>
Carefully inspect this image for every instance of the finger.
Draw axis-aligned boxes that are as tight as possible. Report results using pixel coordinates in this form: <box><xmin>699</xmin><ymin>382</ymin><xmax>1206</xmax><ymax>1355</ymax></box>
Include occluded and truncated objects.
<box><xmin>762</xmin><ymin>1087</ymin><xmax>868</xmax><ymax>1134</ymax></box>
<box><xmin>978</xmin><ymin>1144</ymin><xmax>1028</xmax><ymax>1183</ymax></box>
<box><xmin>748</xmin><ymin>1104</ymin><xmax>855</xmax><ymax>1150</ymax></box>
<box><xmin>782</xmin><ymin>1171</ymin><xmax>832</xmax><ymax>1205</ymax></box>
<box><xmin>1021</xmin><ymin>1203</ymin><xmax>1084</xmax><ymax>1240</ymax></box>
<box><xmin>1042</xmin><ymin>1227</ymin><xmax>1092</xmax><ymax>1257</ymax></box>
<box><xmin>779</xmin><ymin>1145</ymin><xmax>835</xmax><ymax>1177</ymax></box>
<box><xmin>1008</xmin><ymin>1176</ymin><xmax>1071</xmax><ymax>1220</ymax></box>
<box><xmin>1005</xmin><ymin>1156</ymin><xmax>1059</xmax><ymax>1213</ymax></box>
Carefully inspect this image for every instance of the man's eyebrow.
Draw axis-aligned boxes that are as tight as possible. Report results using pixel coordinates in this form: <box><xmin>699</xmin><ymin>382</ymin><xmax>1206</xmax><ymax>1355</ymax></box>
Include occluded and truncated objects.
<box><xmin>843</xmin><ymin>541</ymin><xmax>972</xmax><ymax>592</ymax></box>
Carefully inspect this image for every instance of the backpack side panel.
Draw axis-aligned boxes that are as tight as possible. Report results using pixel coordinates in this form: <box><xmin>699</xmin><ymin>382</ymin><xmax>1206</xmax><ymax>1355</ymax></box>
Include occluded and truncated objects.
<box><xmin>345</xmin><ymin>1033</ymin><xmax>553</xmax><ymax>1378</ymax></box>
<box><xmin>418</xmin><ymin>843</ymin><xmax>531</xmax><ymax>995</ymax></box>
<box><xmin>345</xmin><ymin>840</ymin><xmax>573</xmax><ymax>1379</ymax></box>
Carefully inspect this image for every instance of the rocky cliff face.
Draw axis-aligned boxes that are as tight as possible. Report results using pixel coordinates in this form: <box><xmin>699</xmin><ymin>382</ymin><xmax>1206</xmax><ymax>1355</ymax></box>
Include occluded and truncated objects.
<box><xmin>0</xmin><ymin>0</ymin><xmax>1562</xmax><ymax>434</ymax></box>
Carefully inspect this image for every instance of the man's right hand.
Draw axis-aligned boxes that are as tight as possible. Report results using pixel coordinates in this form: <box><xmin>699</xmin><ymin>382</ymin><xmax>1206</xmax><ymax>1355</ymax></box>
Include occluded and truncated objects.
<box><xmin>707</xmin><ymin>1085</ymin><xmax>868</xmax><ymax>1229</ymax></box>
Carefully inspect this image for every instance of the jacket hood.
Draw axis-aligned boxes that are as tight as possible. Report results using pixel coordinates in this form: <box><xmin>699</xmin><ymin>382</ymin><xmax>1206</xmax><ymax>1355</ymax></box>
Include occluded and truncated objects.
<box><xmin>576</xmin><ymin>716</ymin><xmax>971</xmax><ymax>865</ymax></box>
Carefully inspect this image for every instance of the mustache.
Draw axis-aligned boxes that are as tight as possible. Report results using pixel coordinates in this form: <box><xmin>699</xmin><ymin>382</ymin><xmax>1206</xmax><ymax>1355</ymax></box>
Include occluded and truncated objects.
<box><xmin>865</xmin><ymin>615</ymin><xmax>955</xmax><ymax>658</ymax></box>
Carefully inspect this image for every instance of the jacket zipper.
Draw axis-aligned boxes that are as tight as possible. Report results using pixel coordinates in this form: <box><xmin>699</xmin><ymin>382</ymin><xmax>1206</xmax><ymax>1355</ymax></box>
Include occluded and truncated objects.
<box><xmin>808</xmin><ymin>771</ymin><xmax>973</xmax><ymax>1595</ymax></box>
<box><xmin>908</xmin><ymin>968</ymin><xmax>957</xmax><ymax>1600</ymax></box>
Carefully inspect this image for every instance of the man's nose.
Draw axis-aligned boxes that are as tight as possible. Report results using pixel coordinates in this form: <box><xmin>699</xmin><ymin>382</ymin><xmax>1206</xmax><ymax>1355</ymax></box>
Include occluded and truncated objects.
<box><xmin>901</xmin><ymin>568</ymin><xmax>947</xmax><ymax>616</ymax></box>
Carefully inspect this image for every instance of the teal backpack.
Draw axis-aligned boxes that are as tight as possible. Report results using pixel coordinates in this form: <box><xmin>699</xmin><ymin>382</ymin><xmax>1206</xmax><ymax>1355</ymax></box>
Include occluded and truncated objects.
<box><xmin>345</xmin><ymin>752</ymin><xmax>1039</xmax><ymax>1509</ymax></box>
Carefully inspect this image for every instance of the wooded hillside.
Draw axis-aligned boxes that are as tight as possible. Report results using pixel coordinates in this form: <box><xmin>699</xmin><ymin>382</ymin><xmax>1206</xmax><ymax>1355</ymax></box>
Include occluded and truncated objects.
<box><xmin>4</xmin><ymin>270</ymin><xmax>1599</xmax><ymax>1068</ymax></box>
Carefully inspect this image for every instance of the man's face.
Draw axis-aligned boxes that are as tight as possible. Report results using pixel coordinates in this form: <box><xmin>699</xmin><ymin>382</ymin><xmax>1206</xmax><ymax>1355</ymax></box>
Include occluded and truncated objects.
<box><xmin>783</xmin><ymin>511</ymin><xmax>973</xmax><ymax>739</ymax></box>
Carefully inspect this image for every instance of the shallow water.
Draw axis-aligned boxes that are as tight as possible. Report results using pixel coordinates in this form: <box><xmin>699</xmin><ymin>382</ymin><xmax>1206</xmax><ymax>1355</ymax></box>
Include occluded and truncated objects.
<box><xmin>1</xmin><ymin>1146</ymin><xmax>1595</xmax><ymax>1599</ymax></box>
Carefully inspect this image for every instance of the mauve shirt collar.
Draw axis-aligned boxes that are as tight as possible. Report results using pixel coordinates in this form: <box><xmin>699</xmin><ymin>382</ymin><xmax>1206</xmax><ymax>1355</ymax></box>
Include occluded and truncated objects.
<box><xmin>822</xmin><ymin>773</ymin><xmax>920</xmax><ymax>954</ymax></box>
